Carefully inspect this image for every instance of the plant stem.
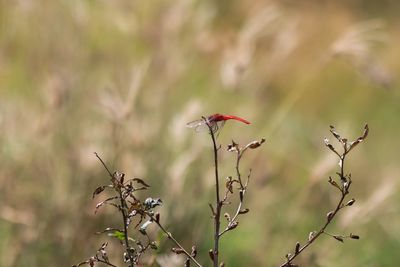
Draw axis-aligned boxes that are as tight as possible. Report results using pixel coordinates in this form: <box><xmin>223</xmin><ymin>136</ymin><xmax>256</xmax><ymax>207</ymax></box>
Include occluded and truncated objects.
<box><xmin>148</xmin><ymin>213</ymin><xmax>203</xmax><ymax>267</ymax></box>
<box><xmin>93</xmin><ymin>153</ymin><xmax>134</xmax><ymax>267</ymax></box>
<box><xmin>209</xmin><ymin>128</ymin><xmax>221</xmax><ymax>267</ymax></box>
<box><xmin>219</xmin><ymin>155</ymin><xmax>250</xmax><ymax>238</ymax></box>
<box><xmin>236</xmin><ymin>152</ymin><xmax>244</xmax><ymax>189</ymax></box>
<box><xmin>97</xmin><ymin>259</ymin><xmax>118</xmax><ymax>267</ymax></box>
<box><xmin>117</xmin><ymin>188</ymin><xmax>135</xmax><ymax>267</ymax></box>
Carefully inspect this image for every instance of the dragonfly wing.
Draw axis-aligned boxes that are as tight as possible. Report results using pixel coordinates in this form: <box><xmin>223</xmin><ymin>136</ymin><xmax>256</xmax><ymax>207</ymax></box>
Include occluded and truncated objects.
<box><xmin>211</xmin><ymin>122</ymin><xmax>219</xmax><ymax>133</ymax></box>
<box><xmin>186</xmin><ymin>118</ymin><xmax>225</xmax><ymax>135</ymax></box>
<box><xmin>213</xmin><ymin>121</ymin><xmax>225</xmax><ymax>133</ymax></box>
<box><xmin>186</xmin><ymin>118</ymin><xmax>211</xmax><ymax>133</ymax></box>
<box><xmin>186</xmin><ymin>119</ymin><xmax>204</xmax><ymax>129</ymax></box>
<box><xmin>195</xmin><ymin>123</ymin><xmax>210</xmax><ymax>133</ymax></box>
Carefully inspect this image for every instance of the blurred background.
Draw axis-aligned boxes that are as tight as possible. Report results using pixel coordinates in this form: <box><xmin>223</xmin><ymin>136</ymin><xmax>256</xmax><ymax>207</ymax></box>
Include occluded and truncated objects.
<box><xmin>1</xmin><ymin>0</ymin><xmax>399</xmax><ymax>266</ymax></box>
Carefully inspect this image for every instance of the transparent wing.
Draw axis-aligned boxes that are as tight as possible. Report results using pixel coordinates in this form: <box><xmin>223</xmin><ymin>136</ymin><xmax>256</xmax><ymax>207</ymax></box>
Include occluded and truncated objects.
<box><xmin>195</xmin><ymin>123</ymin><xmax>210</xmax><ymax>133</ymax></box>
<box><xmin>186</xmin><ymin>119</ymin><xmax>205</xmax><ymax>129</ymax></box>
<box><xmin>213</xmin><ymin>121</ymin><xmax>225</xmax><ymax>135</ymax></box>
<box><xmin>186</xmin><ymin>119</ymin><xmax>210</xmax><ymax>133</ymax></box>
<box><xmin>186</xmin><ymin>119</ymin><xmax>225</xmax><ymax>135</ymax></box>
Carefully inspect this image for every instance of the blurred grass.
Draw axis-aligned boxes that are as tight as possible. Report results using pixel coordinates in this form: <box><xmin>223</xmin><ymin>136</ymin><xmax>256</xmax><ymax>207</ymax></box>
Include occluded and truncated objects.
<box><xmin>0</xmin><ymin>0</ymin><xmax>399</xmax><ymax>266</ymax></box>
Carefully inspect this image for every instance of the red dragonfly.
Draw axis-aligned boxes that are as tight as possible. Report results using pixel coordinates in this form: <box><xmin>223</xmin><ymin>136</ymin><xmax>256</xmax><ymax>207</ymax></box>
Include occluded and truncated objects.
<box><xmin>186</xmin><ymin>113</ymin><xmax>250</xmax><ymax>134</ymax></box>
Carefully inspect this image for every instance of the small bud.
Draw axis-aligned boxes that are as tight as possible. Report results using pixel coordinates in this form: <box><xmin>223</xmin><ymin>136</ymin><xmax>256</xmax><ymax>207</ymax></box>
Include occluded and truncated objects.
<box><xmin>324</xmin><ymin>138</ymin><xmax>339</xmax><ymax>155</ymax></box>
<box><xmin>350</xmin><ymin>233</ymin><xmax>360</xmax><ymax>240</ymax></box>
<box><xmin>220</xmin><ymin>262</ymin><xmax>226</xmax><ymax>267</ymax></box>
<box><xmin>144</xmin><ymin>198</ymin><xmax>162</xmax><ymax>209</ymax></box>
<box><xmin>150</xmin><ymin>241</ymin><xmax>158</xmax><ymax>250</ymax></box>
<box><xmin>333</xmin><ymin>235</ymin><xmax>344</xmax><ymax>243</ymax></box>
<box><xmin>324</xmin><ymin>138</ymin><xmax>330</xmax><ymax>146</ymax></box>
<box><xmin>184</xmin><ymin>258</ymin><xmax>190</xmax><ymax>267</ymax></box>
<box><xmin>326</xmin><ymin>211</ymin><xmax>334</xmax><ymax>221</ymax></box>
<box><xmin>191</xmin><ymin>246</ymin><xmax>197</xmax><ymax>257</ymax></box>
<box><xmin>330</xmin><ymin>125</ymin><xmax>342</xmax><ymax>142</ymax></box>
<box><xmin>208</xmin><ymin>249</ymin><xmax>214</xmax><ymax>261</ymax></box>
<box><xmin>113</xmin><ymin>171</ymin><xmax>125</xmax><ymax>184</ymax></box>
<box><xmin>247</xmin><ymin>138</ymin><xmax>266</xmax><ymax>149</ymax></box>
<box><xmin>346</xmin><ymin>199</ymin><xmax>355</xmax><ymax>206</ymax></box>
<box><xmin>139</xmin><ymin>220</ymin><xmax>152</xmax><ymax>235</ymax></box>
<box><xmin>123</xmin><ymin>252</ymin><xmax>130</xmax><ymax>262</ymax></box>
<box><xmin>92</xmin><ymin>186</ymin><xmax>106</xmax><ymax>198</ymax></box>
<box><xmin>328</xmin><ymin>176</ymin><xmax>341</xmax><ymax>191</ymax></box>
<box><xmin>227</xmin><ymin>141</ymin><xmax>240</xmax><ymax>152</ymax></box>
<box><xmin>308</xmin><ymin>231</ymin><xmax>316</xmax><ymax>241</ymax></box>
<box><xmin>239</xmin><ymin>208</ymin><xmax>249</xmax><ymax>214</ymax></box>
<box><xmin>171</xmin><ymin>248</ymin><xmax>184</xmax><ymax>254</ymax></box>
<box><xmin>228</xmin><ymin>221</ymin><xmax>239</xmax><ymax>230</ymax></box>
<box><xmin>295</xmin><ymin>242</ymin><xmax>300</xmax><ymax>254</ymax></box>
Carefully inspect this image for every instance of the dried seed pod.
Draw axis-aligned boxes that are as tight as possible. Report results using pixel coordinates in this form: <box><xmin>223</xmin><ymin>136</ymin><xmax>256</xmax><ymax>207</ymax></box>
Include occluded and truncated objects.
<box><xmin>333</xmin><ymin>235</ymin><xmax>344</xmax><ymax>243</ymax></box>
<box><xmin>350</xmin><ymin>233</ymin><xmax>360</xmax><ymax>239</ymax></box>
<box><xmin>191</xmin><ymin>246</ymin><xmax>197</xmax><ymax>257</ymax></box>
<box><xmin>308</xmin><ymin>231</ymin><xmax>316</xmax><ymax>241</ymax></box>
<box><xmin>346</xmin><ymin>199</ymin><xmax>355</xmax><ymax>206</ymax></box>
<box><xmin>150</xmin><ymin>241</ymin><xmax>158</xmax><ymax>250</ymax></box>
<box><xmin>327</xmin><ymin>211</ymin><xmax>334</xmax><ymax>221</ymax></box>
<box><xmin>228</xmin><ymin>221</ymin><xmax>239</xmax><ymax>230</ymax></box>
<box><xmin>295</xmin><ymin>242</ymin><xmax>300</xmax><ymax>254</ymax></box>
<box><xmin>324</xmin><ymin>138</ymin><xmax>339</xmax><ymax>155</ymax></box>
<box><xmin>171</xmin><ymin>248</ymin><xmax>184</xmax><ymax>254</ymax></box>
<box><xmin>184</xmin><ymin>258</ymin><xmax>190</xmax><ymax>267</ymax></box>
<box><xmin>209</xmin><ymin>249</ymin><xmax>214</xmax><ymax>261</ymax></box>
<box><xmin>239</xmin><ymin>208</ymin><xmax>249</xmax><ymax>214</ymax></box>
<box><xmin>247</xmin><ymin>138</ymin><xmax>266</xmax><ymax>149</ymax></box>
<box><xmin>92</xmin><ymin>186</ymin><xmax>106</xmax><ymax>198</ymax></box>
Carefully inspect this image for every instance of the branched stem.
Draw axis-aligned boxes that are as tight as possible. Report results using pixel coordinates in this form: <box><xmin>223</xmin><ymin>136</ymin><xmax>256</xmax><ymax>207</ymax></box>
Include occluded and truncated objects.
<box><xmin>117</xmin><ymin>187</ymin><xmax>134</xmax><ymax>267</ymax></box>
<box><xmin>147</xmin><ymin>212</ymin><xmax>203</xmax><ymax>267</ymax></box>
<box><xmin>279</xmin><ymin>140</ymin><xmax>354</xmax><ymax>267</ymax></box>
<box><xmin>94</xmin><ymin>152</ymin><xmax>134</xmax><ymax>267</ymax></box>
<box><xmin>209</xmin><ymin>124</ymin><xmax>221</xmax><ymax>267</ymax></box>
<box><xmin>219</xmin><ymin>171</ymin><xmax>251</xmax><ymax>237</ymax></box>
<box><xmin>280</xmin><ymin>191</ymin><xmax>347</xmax><ymax>267</ymax></box>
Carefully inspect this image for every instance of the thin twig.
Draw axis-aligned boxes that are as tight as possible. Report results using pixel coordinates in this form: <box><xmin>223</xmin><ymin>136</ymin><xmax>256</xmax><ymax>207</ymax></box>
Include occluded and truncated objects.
<box><xmin>97</xmin><ymin>259</ymin><xmax>118</xmax><ymax>267</ymax></box>
<box><xmin>117</xmin><ymin>186</ymin><xmax>135</xmax><ymax>267</ymax></box>
<box><xmin>94</xmin><ymin>152</ymin><xmax>113</xmax><ymax>177</ymax></box>
<box><xmin>147</xmin><ymin>212</ymin><xmax>203</xmax><ymax>267</ymax></box>
<box><xmin>219</xmin><ymin>170</ymin><xmax>251</xmax><ymax>237</ymax></box>
<box><xmin>236</xmin><ymin>151</ymin><xmax>245</xmax><ymax>189</ymax></box>
<box><xmin>203</xmin><ymin>117</ymin><xmax>222</xmax><ymax>267</ymax></box>
<box><xmin>94</xmin><ymin>153</ymin><xmax>134</xmax><ymax>267</ymax></box>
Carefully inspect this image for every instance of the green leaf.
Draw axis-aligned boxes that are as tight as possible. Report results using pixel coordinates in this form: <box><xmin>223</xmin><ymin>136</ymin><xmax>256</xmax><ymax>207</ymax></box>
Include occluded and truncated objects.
<box><xmin>110</xmin><ymin>230</ymin><xmax>125</xmax><ymax>241</ymax></box>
